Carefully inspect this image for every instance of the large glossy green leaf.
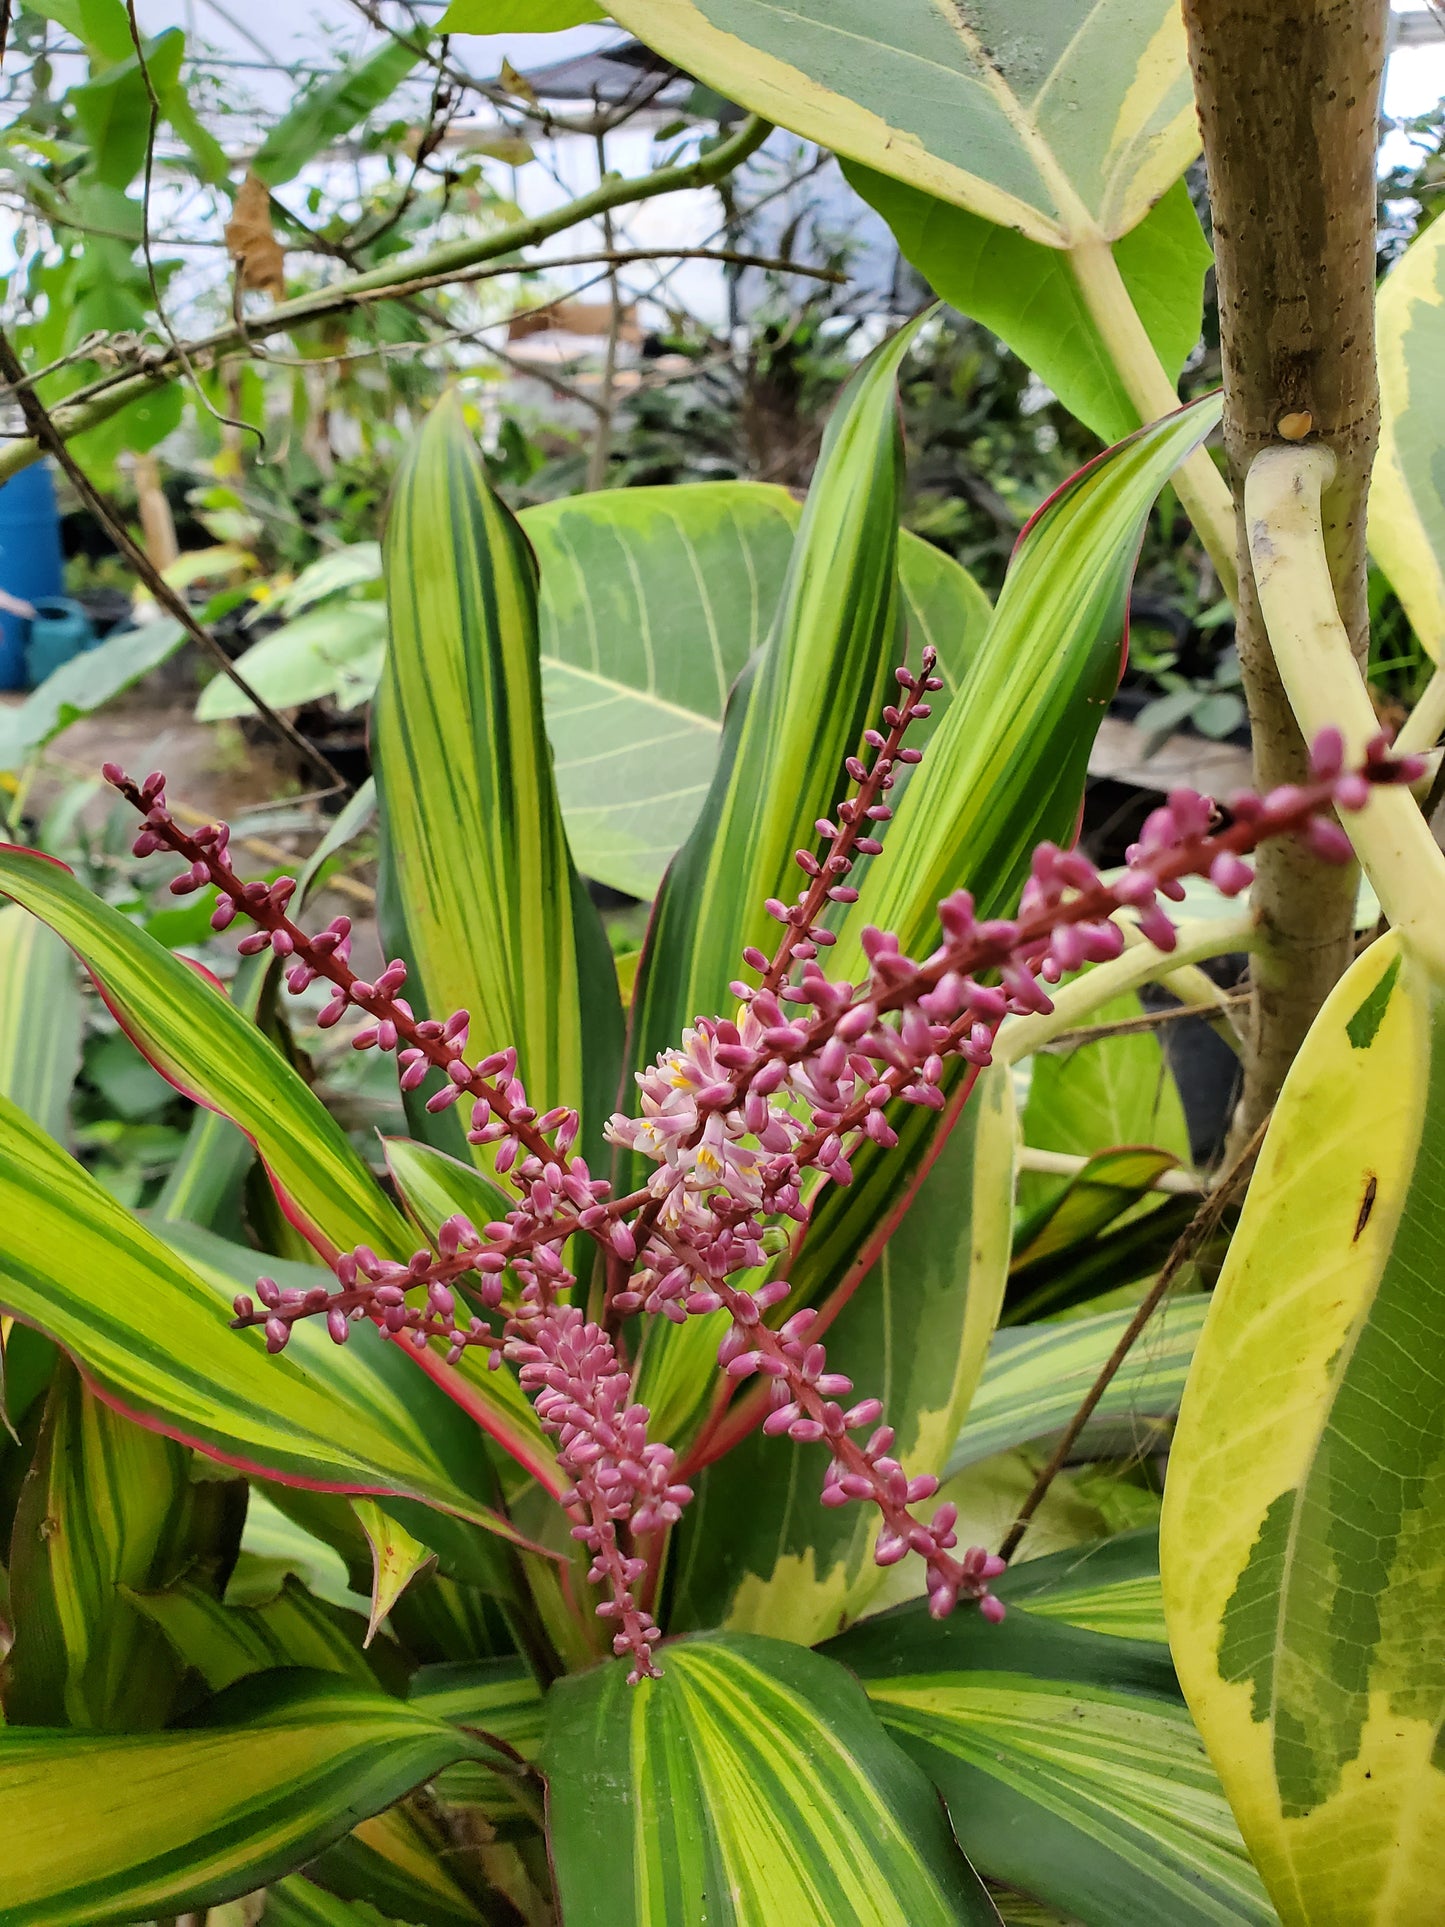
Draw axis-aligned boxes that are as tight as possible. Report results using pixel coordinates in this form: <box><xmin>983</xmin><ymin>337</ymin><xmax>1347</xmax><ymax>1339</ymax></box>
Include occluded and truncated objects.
<box><xmin>1018</xmin><ymin>983</ymin><xmax>1191</xmax><ymax>1215</ymax></box>
<box><xmin>543</xmin><ymin>1632</ymin><xmax>1001</xmax><ymax>1924</ymax></box>
<box><xmin>0</xmin><ymin>903</ymin><xmax>80</xmax><ymax>1141</ymax></box>
<box><xmin>607</xmin><ymin>0</ymin><xmax>1195</xmax><ymax>246</ymax></box>
<box><xmin>5</xmin><ymin>1360</ymin><xmax>207</xmax><ymax>1728</ymax></box>
<box><xmin>0</xmin><ymin>1669</ymin><xmax>499</xmax><ymax>1927</ymax></box>
<box><xmin>847</xmin><ymin>171</ymin><xmax>1211</xmax><ymax>443</ymax></box>
<box><xmin>625</xmin><ymin>321</ymin><xmax>919</xmax><ymax>1167</ymax></box>
<box><xmin>251</xmin><ymin>40</ymin><xmax>419</xmax><ymax>187</ymax></box>
<box><xmin>665</xmin><ymin>1064</ymin><xmax>1015</xmax><ymax>1638</ymax></box>
<box><xmin>374</xmin><ymin>394</ymin><xmax>621</xmax><ymax>1170</ymax></box>
<box><xmin>195</xmin><ymin>602</ymin><xmax>387</xmax><ymax>722</ymax></box>
<box><xmin>0</xmin><ymin>1104</ymin><xmax>551</xmax><ymax>1534</ymax></box>
<box><xmin>0</xmin><ymin>846</ymin><xmax>404</xmax><ymax>1265</ymax></box>
<box><xmin>1372</xmin><ymin>210</ymin><xmax>1445</xmax><ymax>659</ymax></box>
<box><xmin>1162</xmin><ymin>932</ymin><xmax>1445</xmax><ymax>1923</ymax></box>
<box><xmin>949</xmin><ymin>1295</ymin><xmax>1208</xmax><ymax>1476</ymax></box>
<box><xmin>827</xmin><ymin>1593</ymin><xmax>1274</xmax><ymax>1926</ymax></box>
<box><xmin>526</xmin><ymin>485</ymin><xmax>991</xmax><ymax>898</ymax></box>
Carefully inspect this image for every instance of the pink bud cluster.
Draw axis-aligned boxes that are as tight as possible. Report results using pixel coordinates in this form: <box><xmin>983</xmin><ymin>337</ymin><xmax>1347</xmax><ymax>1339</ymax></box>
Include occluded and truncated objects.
<box><xmin>102</xmin><ymin>713</ymin><xmax>1423</xmax><ymax>1677</ymax></box>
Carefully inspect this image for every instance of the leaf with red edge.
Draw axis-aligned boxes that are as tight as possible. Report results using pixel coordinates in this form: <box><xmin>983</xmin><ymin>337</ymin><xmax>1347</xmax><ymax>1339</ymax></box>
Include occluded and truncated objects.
<box><xmin>0</xmin><ymin>1089</ymin><xmax>557</xmax><ymax>1542</ymax></box>
<box><xmin>0</xmin><ymin>845</ymin><xmax>403</xmax><ymax>1263</ymax></box>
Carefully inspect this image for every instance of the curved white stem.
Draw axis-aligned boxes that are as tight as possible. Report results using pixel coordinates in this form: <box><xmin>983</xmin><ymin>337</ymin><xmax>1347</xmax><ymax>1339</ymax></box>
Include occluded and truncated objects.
<box><xmin>1245</xmin><ymin>445</ymin><xmax>1445</xmax><ymax>974</ymax></box>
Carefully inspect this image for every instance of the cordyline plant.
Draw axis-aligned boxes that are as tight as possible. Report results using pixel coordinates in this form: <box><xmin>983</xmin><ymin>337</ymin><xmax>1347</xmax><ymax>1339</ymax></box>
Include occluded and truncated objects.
<box><xmin>2</xmin><ymin>328</ymin><xmax>1441</xmax><ymax>1927</ymax></box>
<box><xmin>104</xmin><ymin>714</ymin><xmax>1414</xmax><ymax>1683</ymax></box>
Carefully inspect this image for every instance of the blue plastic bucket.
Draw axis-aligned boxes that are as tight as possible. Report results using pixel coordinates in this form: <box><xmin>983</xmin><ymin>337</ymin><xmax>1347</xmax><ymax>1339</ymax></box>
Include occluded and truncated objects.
<box><xmin>0</xmin><ymin>462</ymin><xmax>65</xmax><ymax>690</ymax></box>
<box><xmin>26</xmin><ymin>596</ymin><xmax>96</xmax><ymax>686</ymax></box>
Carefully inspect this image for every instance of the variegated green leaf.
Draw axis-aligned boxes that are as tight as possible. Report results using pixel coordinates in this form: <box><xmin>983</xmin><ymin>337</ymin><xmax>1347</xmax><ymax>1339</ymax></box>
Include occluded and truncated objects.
<box><xmin>992</xmin><ymin>1528</ymin><xmax>1168</xmax><ymax>1645</ymax></box>
<box><xmin>0</xmin><ymin>846</ymin><xmax>404</xmax><ymax>1264</ymax></box>
<box><xmin>0</xmin><ymin>1106</ymin><xmax>549</xmax><ymax>1537</ymax></box>
<box><xmin>383</xmin><ymin>1135</ymin><xmax>513</xmax><ymax>1248</ymax></box>
<box><xmin>625</xmin><ymin>322</ymin><xmax>918</xmax><ymax>1087</ymax></box>
<box><xmin>606</xmin><ymin>0</ymin><xmax>1195</xmax><ymax>246</ymax></box>
<box><xmin>4</xmin><ymin>1360</ymin><xmax>217</xmax><ymax>1728</ymax></box>
<box><xmin>1006</xmin><ymin>1147</ymin><xmax>1194</xmax><ymax>1323</ymax></box>
<box><xmin>1162</xmin><ymin>933</ymin><xmax>1445</xmax><ymax>1924</ymax></box>
<box><xmin>665</xmin><ymin>1064</ymin><xmax>1015</xmax><ymax>1639</ymax></box>
<box><xmin>784</xmin><ymin>400</ymin><xmax>1223</xmax><ymax>1344</ymax></box>
<box><xmin>949</xmin><ymin>1296</ymin><xmax>1208</xmax><ymax>1476</ymax></box>
<box><xmin>846</xmin><ymin>170</ymin><xmax>1211</xmax><ymax>442</ymax></box>
<box><xmin>307</xmin><ymin>1801</ymin><xmax>511</xmax><ymax>1926</ymax></box>
<box><xmin>1372</xmin><ymin>210</ymin><xmax>1445</xmax><ymax>660</ymax></box>
<box><xmin>543</xmin><ymin>1632</ymin><xmax>1001</xmax><ymax>1924</ymax></box>
<box><xmin>0</xmin><ymin>904</ymin><xmax>80</xmax><ymax>1141</ymax></box>
<box><xmin>828</xmin><ymin>1593</ymin><xmax>1274</xmax><ymax>1925</ymax></box>
<box><xmin>0</xmin><ymin>1670</ymin><xmax>498</xmax><ymax>1927</ymax></box>
<box><xmin>126</xmin><ymin>1572</ymin><xmax>376</xmax><ymax>1692</ymax></box>
<box><xmin>409</xmin><ymin>1656</ymin><xmax>545</xmax><ymax>1828</ymax></box>
<box><xmin>351</xmin><ymin>1496</ymin><xmax>436</xmax><ymax>1644</ymax></box>
<box><xmin>375</xmin><ymin>394</ymin><xmax>621</xmax><ymax>1171</ymax></box>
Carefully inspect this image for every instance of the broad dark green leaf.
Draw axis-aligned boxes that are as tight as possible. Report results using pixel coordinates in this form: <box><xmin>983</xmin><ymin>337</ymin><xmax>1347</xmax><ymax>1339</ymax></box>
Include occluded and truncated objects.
<box><xmin>543</xmin><ymin>1632</ymin><xmax>1001</xmax><ymax>1924</ymax></box>
<box><xmin>827</xmin><ymin>1591</ymin><xmax>1273</xmax><ymax>1925</ymax></box>
<box><xmin>846</xmin><ymin>171</ymin><xmax>1211</xmax><ymax>442</ymax></box>
<box><xmin>665</xmin><ymin>1065</ymin><xmax>1014</xmax><ymax>1637</ymax></box>
<box><xmin>375</xmin><ymin>394</ymin><xmax>621</xmax><ymax>1171</ymax></box>
<box><xmin>251</xmin><ymin>41</ymin><xmax>420</xmax><ymax>187</ymax></box>
<box><xmin>0</xmin><ymin>1669</ymin><xmax>500</xmax><ymax>1927</ymax></box>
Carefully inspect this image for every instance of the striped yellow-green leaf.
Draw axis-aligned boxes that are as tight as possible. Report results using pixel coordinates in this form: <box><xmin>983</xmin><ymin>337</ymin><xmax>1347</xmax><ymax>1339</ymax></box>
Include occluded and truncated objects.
<box><xmin>253</xmin><ymin>1875</ymin><xmax>384</xmax><ymax>1926</ymax></box>
<box><xmin>1162</xmin><ymin>932</ymin><xmax>1445</xmax><ymax>1925</ymax></box>
<box><xmin>1006</xmin><ymin>1147</ymin><xmax>1194</xmax><ymax>1323</ymax></box>
<box><xmin>991</xmin><ymin>1528</ymin><xmax>1169</xmax><ymax>1645</ymax></box>
<box><xmin>1372</xmin><ymin>210</ymin><xmax>1445</xmax><ymax>660</ymax></box>
<box><xmin>847</xmin><ymin>396</ymin><xmax>1224</xmax><ymax>965</ymax></box>
<box><xmin>126</xmin><ymin>1573</ymin><xmax>377</xmax><ymax>1693</ymax></box>
<box><xmin>375</xmin><ymin>394</ymin><xmax>621</xmax><ymax>1171</ymax></box>
<box><xmin>625</xmin><ymin>319</ymin><xmax>919</xmax><ymax>1184</ymax></box>
<box><xmin>409</xmin><ymin>1656</ymin><xmax>546</xmax><ymax>1830</ymax></box>
<box><xmin>0</xmin><ymin>1669</ymin><xmax>498</xmax><ymax>1927</ymax></box>
<box><xmin>846</xmin><ymin>170</ymin><xmax>1211</xmax><ymax>443</ymax></box>
<box><xmin>780</xmin><ymin>400</ymin><xmax>1223</xmax><ymax>1352</ymax></box>
<box><xmin>665</xmin><ymin>1064</ymin><xmax>1015</xmax><ymax>1639</ymax></box>
<box><xmin>542</xmin><ymin>1632</ymin><xmax>1001</xmax><ymax>1924</ymax></box>
<box><xmin>948</xmin><ymin>1295</ymin><xmax>1208</xmax><ymax>1476</ymax></box>
<box><xmin>606</xmin><ymin>0</ymin><xmax>1195</xmax><ymax>246</ymax></box>
<box><xmin>383</xmin><ymin>1136</ymin><xmax>514</xmax><ymax>1249</ymax></box>
<box><xmin>5</xmin><ymin>1360</ymin><xmax>207</xmax><ymax>1729</ymax></box>
<box><xmin>0</xmin><ymin>846</ymin><xmax>405</xmax><ymax>1265</ymax></box>
<box><xmin>0</xmin><ymin>1105</ymin><xmax>548</xmax><ymax>1539</ymax></box>
<box><xmin>306</xmin><ymin>1800</ymin><xmax>509</xmax><ymax>1927</ymax></box>
<box><xmin>0</xmin><ymin>903</ymin><xmax>80</xmax><ymax>1141</ymax></box>
<box><xmin>827</xmin><ymin>1591</ymin><xmax>1274</xmax><ymax>1926</ymax></box>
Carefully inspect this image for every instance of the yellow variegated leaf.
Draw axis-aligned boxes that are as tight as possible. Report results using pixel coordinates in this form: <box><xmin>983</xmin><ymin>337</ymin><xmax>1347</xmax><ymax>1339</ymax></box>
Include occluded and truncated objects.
<box><xmin>606</xmin><ymin>0</ymin><xmax>1196</xmax><ymax>247</ymax></box>
<box><xmin>1372</xmin><ymin>211</ymin><xmax>1445</xmax><ymax>660</ymax></box>
<box><xmin>1162</xmin><ymin>933</ymin><xmax>1445</xmax><ymax>1924</ymax></box>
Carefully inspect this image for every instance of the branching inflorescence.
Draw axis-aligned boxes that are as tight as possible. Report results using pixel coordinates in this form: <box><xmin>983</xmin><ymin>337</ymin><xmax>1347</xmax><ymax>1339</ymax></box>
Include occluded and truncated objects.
<box><xmin>105</xmin><ymin>657</ymin><xmax>1423</xmax><ymax>1681</ymax></box>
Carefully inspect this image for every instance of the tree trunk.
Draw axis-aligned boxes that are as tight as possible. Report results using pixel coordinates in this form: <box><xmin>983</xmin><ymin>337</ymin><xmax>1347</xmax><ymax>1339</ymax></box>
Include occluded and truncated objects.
<box><xmin>1181</xmin><ymin>0</ymin><xmax>1388</xmax><ymax>1132</ymax></box>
